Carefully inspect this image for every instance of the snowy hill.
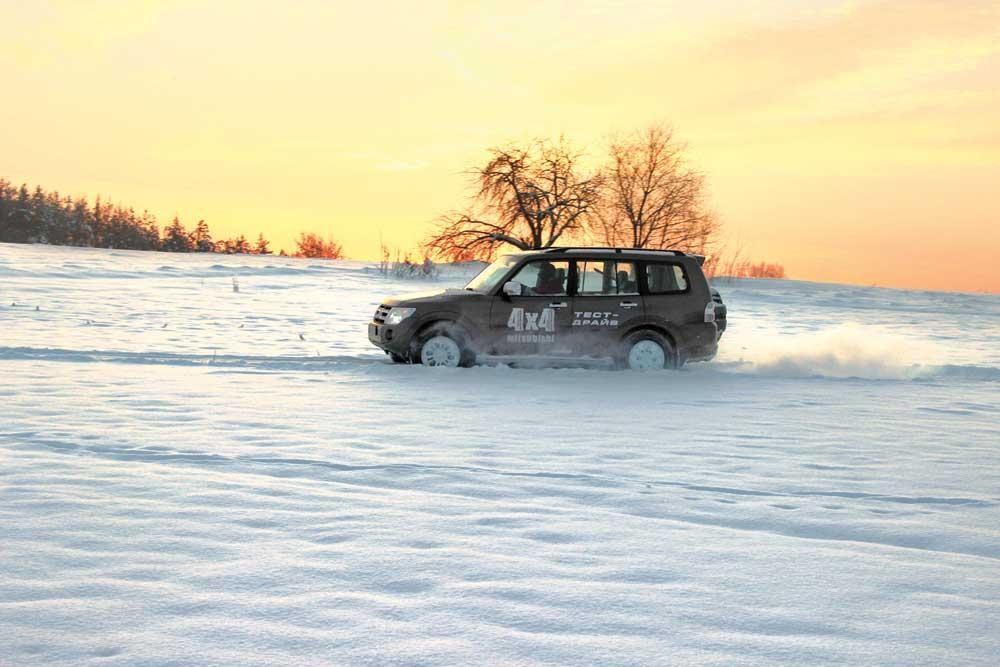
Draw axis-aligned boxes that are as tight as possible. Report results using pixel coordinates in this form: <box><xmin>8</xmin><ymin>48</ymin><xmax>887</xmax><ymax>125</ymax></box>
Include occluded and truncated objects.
<box><xmin>1</xmin><ymin>243</ymin><xmax>998</xmax><ymax>665</ymax></box>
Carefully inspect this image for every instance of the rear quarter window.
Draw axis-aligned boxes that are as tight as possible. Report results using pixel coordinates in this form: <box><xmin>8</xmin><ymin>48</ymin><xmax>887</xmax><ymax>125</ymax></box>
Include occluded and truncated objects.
<box><xmin>645</xmin><ymin>263</ymin><xmax>688</xmax><ymax>294</ymax></box>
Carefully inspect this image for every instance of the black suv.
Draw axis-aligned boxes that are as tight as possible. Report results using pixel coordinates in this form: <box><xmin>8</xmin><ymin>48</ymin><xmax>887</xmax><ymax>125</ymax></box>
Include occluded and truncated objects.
<box><xmin>368</xmin><ymin>247</ymin><xmax>726</xmax><ymax>369</ymax></box>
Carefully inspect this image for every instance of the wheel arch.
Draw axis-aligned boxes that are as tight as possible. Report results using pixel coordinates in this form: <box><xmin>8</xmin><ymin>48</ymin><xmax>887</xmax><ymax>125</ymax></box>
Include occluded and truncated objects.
<box><xmin>621</xmin><ymin>322</ymin><xmax>679</xmax><ymax>351</ymax></box>
<box><xmin>411</xmin><ymin>315</ymin><xmax>472</xmax><ymax>341</ymax></box>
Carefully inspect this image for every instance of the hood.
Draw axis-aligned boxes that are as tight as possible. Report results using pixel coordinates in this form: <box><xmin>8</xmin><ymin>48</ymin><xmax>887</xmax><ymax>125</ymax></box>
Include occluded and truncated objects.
<box><xmin>383</xmin><ymin>288</ymin><xmax>477</xmax><ymax>306</ymax></box>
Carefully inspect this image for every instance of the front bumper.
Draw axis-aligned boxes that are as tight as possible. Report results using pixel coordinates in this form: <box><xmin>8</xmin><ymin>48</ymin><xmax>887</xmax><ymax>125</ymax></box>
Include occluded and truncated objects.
<box><xmin>368</xmin><ymin>319</ymin><xmax>416</xmax><ymax>356</ymax></box>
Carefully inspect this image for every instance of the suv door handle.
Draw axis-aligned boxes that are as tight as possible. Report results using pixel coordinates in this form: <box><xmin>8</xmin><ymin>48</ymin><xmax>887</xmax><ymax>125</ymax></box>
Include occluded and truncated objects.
<box><xmin>548</xmin><ymin>302</ymin><xmax>568</xmax><ymax>308</ymax></box>
<box><xmin>619</xmin><ymin>301</ymin><xmax>639</xmax><ymax>309</ymax></box>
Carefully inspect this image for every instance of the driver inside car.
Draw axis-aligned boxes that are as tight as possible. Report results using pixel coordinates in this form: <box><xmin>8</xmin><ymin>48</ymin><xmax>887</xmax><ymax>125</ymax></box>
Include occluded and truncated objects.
<box><xmin>532</xmin><ymin>261</ymin><xmax>564</xmax><ymax>295</ymax></box>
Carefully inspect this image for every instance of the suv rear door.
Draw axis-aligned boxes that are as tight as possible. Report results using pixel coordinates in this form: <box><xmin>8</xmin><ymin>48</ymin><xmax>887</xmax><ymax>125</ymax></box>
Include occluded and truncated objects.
<box><xmin>570</xmin><ymin>258</ymin><xmax>644</xmax><ymax>357</ymax></box>
<box><xmin>640</xmin><ymin>260</ymin><xmax>708</xmax><ymax>333</ymax></box>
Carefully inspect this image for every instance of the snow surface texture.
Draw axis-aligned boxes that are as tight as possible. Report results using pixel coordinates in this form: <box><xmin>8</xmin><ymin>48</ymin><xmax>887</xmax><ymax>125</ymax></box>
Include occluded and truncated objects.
<box><xmin>1</xmin><ymin>243</ymin><xmax>998</xmax><ymax>666</ymax></box>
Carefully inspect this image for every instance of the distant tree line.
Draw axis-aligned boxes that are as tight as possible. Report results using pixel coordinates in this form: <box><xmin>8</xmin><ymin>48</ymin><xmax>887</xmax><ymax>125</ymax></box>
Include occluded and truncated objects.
<box><xmin>0</xmin><ymin>179</ymin><xmax>285</xmax><ymax>255</ymax></box>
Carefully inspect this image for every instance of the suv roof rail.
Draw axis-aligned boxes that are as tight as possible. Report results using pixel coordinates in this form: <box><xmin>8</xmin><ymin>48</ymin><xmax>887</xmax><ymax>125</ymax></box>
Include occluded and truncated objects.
<box><xmin>541</xmin><ymin>246</ymin><xmax>687</xmax><ymax>256</ymax></box>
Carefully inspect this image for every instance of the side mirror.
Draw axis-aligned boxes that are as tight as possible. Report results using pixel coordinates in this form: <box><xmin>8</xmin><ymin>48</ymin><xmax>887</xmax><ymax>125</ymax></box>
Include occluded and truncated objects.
<box><xmin>502</xmin><ymin>281</ymin><xmax>523</xmax><ymax>297</ymax></box>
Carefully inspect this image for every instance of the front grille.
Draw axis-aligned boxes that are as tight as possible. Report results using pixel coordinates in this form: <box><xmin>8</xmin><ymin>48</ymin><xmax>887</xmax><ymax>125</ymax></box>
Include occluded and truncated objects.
<box><xmin>373</xmin><ymin>304</ymin><xmax>391</xmax><ymax>324</ymax></box>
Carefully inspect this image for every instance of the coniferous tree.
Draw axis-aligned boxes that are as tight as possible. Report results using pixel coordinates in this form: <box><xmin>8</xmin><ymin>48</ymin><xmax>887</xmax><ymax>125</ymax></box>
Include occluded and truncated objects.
<box><xmin>225</xmin><ymin>235</ymin><xmax>251</xmax><ymax>254</ymax></box>
<box><xmin>162</xmin><ymin>217</ymin><xmax>194</xmax><ymax>252</ymax></box>
<box><xmin>104</xmin><ymin>205</ymin><xmax>123</xmax><ymax>248</ymax></box>
<box><xmin>137</xmin><ymin>210</ymin><xmax>160</xmax><ymax>250</ymax></box>
<box><xmin>191</xmin><ymin>219</ymin><xmax>213</xmax><ymax>252</ymax></box>
<box><xmin>28</xmin><ymin>186</ymin><xmax>48</xmax><ymax>243</ymax></box>
<box><xmin>254</xmin><ymin>233</ymin><xmax>271</xmax><ymax>254</ymax></box>
<box><xmin>92</xmin><ymin>197</ymin><xmax>109</xmax><ymax>247</ymax></box>
<box><xmin>7</xmin><ymin>185</ymin><xmax>33</xmax><ymax>243</ymax></box>
<box><xmin>69</xmin><ymin>197</ymin><xmax>93</xmax><ymax>246</ymax></box>
<box><xmin>46</xmin><ymin>194</ymin><xmax>73</xmax><ymax>246</ymax></box>
<box><xmin>0</xmin><ymin>180</ymin><xmax>12</xmax><ymax>239</ymax></box>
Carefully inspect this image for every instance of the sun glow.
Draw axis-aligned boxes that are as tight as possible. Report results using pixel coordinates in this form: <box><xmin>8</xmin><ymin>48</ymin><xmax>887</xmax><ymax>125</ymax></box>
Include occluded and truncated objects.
<box><xmin>1</xmin><ymin>0</ymin><xmax>997</xmax><ymax>291</ymax></box>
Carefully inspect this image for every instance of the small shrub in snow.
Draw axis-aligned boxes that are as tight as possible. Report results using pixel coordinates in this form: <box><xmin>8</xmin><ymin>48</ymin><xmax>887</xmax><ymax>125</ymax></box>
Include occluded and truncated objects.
<box><xmin>376</xmin><ymin>242</ymin><xmax>439</xmax><ymax>280</ymax></box>
<box><xmin>387</xmin><ymin>258</ymin><xmax>439</xmax><ymax>280</ymax></box>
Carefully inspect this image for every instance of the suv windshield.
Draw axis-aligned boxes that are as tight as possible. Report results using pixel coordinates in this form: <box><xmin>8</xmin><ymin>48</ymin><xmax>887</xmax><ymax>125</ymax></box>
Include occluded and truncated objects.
<box><xmin>464</xmin><ymin>255</ymin><xmax>519</xmax><ymax>293</ymax></box>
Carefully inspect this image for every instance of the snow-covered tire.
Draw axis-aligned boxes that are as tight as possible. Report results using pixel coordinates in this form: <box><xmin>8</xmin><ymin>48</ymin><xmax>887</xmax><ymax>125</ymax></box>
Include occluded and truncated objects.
<box><xmin>413</xmin><ymin>325</ymin><xmax>474</xmax><ymax>368</ymax></box>
<box><xmin>619</xmin><ymin>330</ymin><xmax>677</xmax><ymax>370</ymax></box>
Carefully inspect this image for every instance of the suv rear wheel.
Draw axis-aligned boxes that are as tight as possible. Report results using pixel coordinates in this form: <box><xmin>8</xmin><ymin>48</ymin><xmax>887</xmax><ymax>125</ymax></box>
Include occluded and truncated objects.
<box><xmin>620</xmin><ymin>330</ymin><xmax>677</xmax><ymax>370</ymax></box>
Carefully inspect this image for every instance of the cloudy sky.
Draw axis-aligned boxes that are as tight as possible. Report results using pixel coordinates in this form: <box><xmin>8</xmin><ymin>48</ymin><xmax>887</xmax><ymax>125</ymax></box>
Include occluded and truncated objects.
<box><xmin>2</xmin><ymin>0</ymin><xmax>998</xmax><ymax>290</ymax></box>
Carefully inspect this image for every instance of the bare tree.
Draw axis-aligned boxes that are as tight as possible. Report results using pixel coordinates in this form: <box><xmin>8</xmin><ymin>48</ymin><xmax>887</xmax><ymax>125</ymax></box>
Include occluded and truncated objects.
<box><xmin>424</xmin><ymin>138</ymin><xmax>601</xmax><ymax>260</ymax></box>
<box><xmin>594</xmin><ymin>125</ymin><xmax>718</xmax><ymax>252</ymax></box>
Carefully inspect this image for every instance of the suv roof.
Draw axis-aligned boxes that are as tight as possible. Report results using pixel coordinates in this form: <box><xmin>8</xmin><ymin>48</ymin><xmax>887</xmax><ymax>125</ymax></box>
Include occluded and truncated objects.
<box><xmin>537</xmin><ymin>246</ymin><xmax>686</xmax><ymax>256</ymax></box>
<box><xmin>510</xmin><ymin>246</ymin><xmax>705</xmax><ymax>265</ymax></box>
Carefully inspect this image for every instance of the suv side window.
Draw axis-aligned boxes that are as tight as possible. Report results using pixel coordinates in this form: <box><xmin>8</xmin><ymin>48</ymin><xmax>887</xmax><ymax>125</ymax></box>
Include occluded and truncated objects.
<box><xmin>577</xmin><ymin>260</ymin><xmax>638</xmax><ymax>295</ymax></box>
<box><xmin>508</xmin><ymin>260</ymin><xmax>570</xmax><ymax>296</ymax></box>
<box><xmin>645</xmin><ymin>263</ymin><xmax>688</xmax><ymax>293</ymax></box>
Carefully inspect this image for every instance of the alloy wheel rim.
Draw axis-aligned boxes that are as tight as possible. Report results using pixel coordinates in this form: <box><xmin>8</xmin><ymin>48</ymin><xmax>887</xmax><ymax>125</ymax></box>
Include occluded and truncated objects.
<box><xmin>628</xmin><ymin>340</ymin><xmax>666</xmax><ymax>370</ymax></box>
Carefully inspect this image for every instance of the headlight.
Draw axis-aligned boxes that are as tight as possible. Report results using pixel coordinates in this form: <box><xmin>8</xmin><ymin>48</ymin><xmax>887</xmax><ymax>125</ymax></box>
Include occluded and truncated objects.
<box><xmin>385</xmin><ymin>307</ymin><xmax>416</xmax><ymax>326</ymax></box>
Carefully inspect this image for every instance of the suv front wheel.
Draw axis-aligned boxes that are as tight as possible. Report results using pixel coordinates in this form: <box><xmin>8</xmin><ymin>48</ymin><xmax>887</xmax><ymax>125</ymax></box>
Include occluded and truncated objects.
<box><xmin>412</xmin><ymin>325</ymin><xmax>474</xmax><ymax>368</ymax></box>
<box><xmin>620</xmin><ymin>330</ymin><xmax>677</xmax><ymax>370</ymax></box>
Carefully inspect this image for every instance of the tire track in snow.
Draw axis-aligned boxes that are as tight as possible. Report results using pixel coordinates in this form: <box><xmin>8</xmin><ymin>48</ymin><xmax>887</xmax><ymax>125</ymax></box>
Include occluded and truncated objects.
<box><xmin>2</xmin><ymin>345</ymin><xmax>999</xmax><ymax>381</ymax></box>
<box><xmin>0</xmin><ymin>346</ymin><xmax>386</xmax><ymax>370</ymax></box>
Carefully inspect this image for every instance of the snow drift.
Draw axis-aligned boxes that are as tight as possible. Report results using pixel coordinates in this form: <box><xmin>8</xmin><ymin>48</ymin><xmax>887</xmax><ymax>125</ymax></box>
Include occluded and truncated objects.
<box><xmin>1</xmin><ymin>243</ymin><xmax>998</xmax><ymax>666</ymax></box>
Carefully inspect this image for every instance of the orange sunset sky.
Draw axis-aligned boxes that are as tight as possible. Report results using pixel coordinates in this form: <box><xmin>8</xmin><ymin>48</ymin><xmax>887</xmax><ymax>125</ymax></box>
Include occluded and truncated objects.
<box><xmin>2</xmin><ymin>0</ymin><xmax>998</xmax><ymax>292</ymax></box>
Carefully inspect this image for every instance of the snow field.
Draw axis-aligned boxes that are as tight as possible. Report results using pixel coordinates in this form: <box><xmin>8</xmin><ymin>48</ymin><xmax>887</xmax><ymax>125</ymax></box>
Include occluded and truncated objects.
<box><xmin>1</xmin><ymin>243</ymin><xmax>998</xmax><ymax>665</ymax></box>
